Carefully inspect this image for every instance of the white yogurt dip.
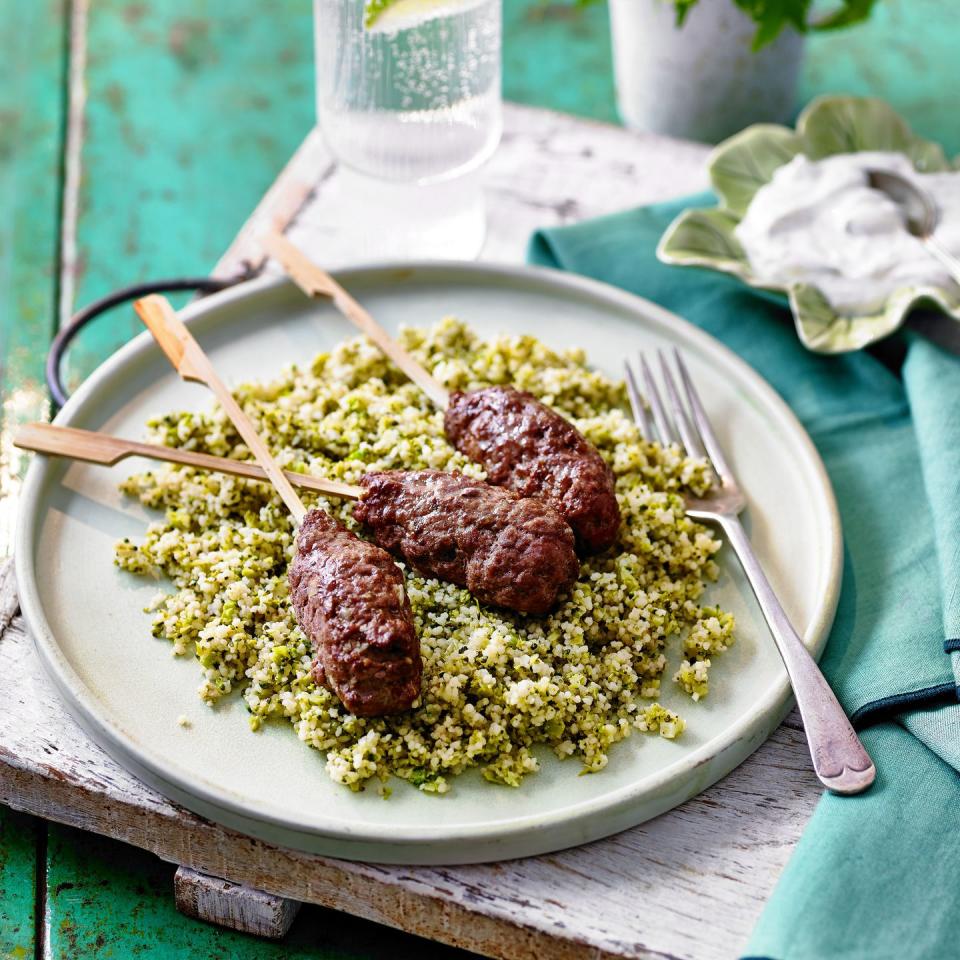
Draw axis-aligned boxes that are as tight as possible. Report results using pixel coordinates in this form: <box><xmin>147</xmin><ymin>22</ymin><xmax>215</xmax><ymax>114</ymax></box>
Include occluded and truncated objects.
<box><xmin>735</xmin><ymin>150</ymin><xmax>960</xmax><ymax>313</ymax></box>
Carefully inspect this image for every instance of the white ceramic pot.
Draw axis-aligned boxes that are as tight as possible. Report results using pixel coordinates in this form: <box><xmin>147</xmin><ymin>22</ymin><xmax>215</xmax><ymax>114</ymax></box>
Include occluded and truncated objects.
<box><xmin>609</xmin><ymin>0</ymin><xmax>804</xmax><ymax>142</ymax></box>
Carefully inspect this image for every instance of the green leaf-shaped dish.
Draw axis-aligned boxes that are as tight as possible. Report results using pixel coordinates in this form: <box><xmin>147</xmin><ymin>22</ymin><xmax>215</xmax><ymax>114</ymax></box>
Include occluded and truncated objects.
<box><xmin>657</xmin><ymin>96</ymin><xmax>960</xmax><ymax>353</ymax></box>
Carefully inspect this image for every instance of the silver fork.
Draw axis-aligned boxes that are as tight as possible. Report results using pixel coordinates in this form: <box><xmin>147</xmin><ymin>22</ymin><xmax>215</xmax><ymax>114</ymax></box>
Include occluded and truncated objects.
<box><xmin>624</xmin><ymin>349</ymin><xmax>875</xmax><ymax>795</ymax></box>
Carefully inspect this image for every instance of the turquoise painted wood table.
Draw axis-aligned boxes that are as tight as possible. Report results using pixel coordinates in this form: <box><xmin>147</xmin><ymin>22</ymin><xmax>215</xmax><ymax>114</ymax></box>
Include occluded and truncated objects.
<box><xmin>2</xmin><ymin>1</ymin><xmax>957</xmax><ymax>956</ymax></box>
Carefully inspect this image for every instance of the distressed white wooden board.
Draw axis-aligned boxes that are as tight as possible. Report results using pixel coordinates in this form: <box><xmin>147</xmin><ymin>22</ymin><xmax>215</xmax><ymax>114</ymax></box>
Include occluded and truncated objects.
<box><xmin>2</xmin><ymin>106</ymin><xmax>826</xmax><ymax>959</ymax></box>
<box><xmin>216</xmin><ymin>103</ymin><xmax>711</xmax><ymax>275</ymax></box>
<box><xmin>174</xmin><ymin>867</ymin><xmax>302</xmax><ymax>938</ymax></box>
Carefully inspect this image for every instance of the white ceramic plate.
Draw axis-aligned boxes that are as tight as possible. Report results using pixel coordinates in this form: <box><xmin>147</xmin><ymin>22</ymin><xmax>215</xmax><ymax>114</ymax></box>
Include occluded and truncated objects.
<box><xmin>16</xmin><ymin>263</ymin><xmax>841</xmax><ymax>864</ymax></box>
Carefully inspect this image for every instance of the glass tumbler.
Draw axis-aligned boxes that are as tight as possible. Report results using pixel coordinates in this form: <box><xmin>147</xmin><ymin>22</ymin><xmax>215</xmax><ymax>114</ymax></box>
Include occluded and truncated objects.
<box><xmin>313</xmin><ymin>0</ymin><xmax>502</xmax><ymax>261</ymax></box>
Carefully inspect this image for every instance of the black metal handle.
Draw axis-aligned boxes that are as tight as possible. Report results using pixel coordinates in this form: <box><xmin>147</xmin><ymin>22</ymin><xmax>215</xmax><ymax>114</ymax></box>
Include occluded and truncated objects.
<box><xmin>46</xmin><ymin>271</ymin><xmax>254</xmax><ymax>408</ymax></box>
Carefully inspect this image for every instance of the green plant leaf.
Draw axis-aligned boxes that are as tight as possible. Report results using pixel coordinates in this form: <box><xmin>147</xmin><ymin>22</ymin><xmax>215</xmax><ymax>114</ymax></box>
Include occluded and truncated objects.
<box><xmin>733</xmin><ymin>0</ymin><xmax>810</xmax><ymax>49</ymax></box>
<box><xmin>664</xmin><ymin>0</ymin><xmax>878</xmax><ymax>50</ymax></box>
<box><xmin>709</xmin><ymin>124</ymin><xmax>802</xmax><ymax>217</ymax></box>
<box><xmin>672</xmin><ymin>0</ymin><xmax>699</xmax><ymax>27</ymax></box>
<box><xmin>813</xmin><ymin>0</ymin><xmax>879</xmax><ymax>31</ymax></box>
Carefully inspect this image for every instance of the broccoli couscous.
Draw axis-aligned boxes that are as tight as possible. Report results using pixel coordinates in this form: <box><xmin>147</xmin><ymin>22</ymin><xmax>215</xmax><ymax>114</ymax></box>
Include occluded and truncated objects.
<box><xmin>115</xmin><ymin>318</ymin><xmax>735</xmax><ymax>793</ymax></box>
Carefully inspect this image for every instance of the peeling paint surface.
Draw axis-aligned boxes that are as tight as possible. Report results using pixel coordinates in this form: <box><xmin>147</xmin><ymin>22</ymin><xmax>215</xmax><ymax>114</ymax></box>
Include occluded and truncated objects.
<box><xmin>44</xmin><ymin>825</ymin><xmax>477</xmax><ymax>958</ymax></box>
<box><xmin>66</xmin><ymin>0</ymin><xmax>315</xmax><ymax>387</ymax></box>
<box><xmin>0</xmin><ymin>0</ymin><xmax>64</xmax><ymax>556</ymax></box>
<box><xmin>0</xmin><ymin>808</ymin><xmax>37</xmax><ymax>959</ymax></box>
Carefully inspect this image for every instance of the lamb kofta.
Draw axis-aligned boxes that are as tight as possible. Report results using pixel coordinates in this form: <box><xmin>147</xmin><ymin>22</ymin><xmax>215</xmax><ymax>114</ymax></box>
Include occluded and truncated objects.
<box><xmin>17</xmin><ymin>421</ymin><xmax>583</xmax><ymax>717</ymax></box>
<box><xmin>444</xmin><ymin>385</ymin><xmax>620</xmax><ymax>555</ymax></box>
<box><xmin>265</xmin><ymin>233</ymin><xmax>622</xmax><ymax>555</ymax></box>
<box><xmin>354</xmin><ymin>468</ymin><xmax>580</xmax><ymax>616</ymax></box>
<box><xmin>289</xmin><ymin>509</ymin><xmax>421</xmax><ymax>718</ymax></box>
<box><xmin>289</xmin><ymin>469</ymin><xmax>580</xmax><ymax>716</ymax></box>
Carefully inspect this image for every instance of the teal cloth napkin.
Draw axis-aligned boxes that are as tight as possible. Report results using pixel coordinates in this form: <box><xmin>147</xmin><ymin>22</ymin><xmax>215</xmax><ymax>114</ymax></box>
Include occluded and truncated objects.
<box><xmin>529</xmin><ymin>197</ymin><xmax>960</xmax><ymax>960</ymax></box>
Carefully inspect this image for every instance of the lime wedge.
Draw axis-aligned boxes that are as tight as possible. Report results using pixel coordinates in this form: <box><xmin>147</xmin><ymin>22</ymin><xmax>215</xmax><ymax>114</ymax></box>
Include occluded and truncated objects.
<box><xmin>364</xmin><ymin>0</ymin><xmax>470</xmax><ymax>33</ymax></box>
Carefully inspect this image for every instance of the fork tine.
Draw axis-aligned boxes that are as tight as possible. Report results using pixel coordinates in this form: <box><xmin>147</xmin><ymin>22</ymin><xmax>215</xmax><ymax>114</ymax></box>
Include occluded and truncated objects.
<box><xmin>639</xmin><ymin>353</ymin><xmax>678</xmax><ymax>446</ymax></box>
<box><xmin>658</xmin><ymin>351</ymin><xmax>706</xmax><ymax>460</ymax></box>
<box><xmin>674</xmin><ymin>349</ymin><xmax>735</xmax><ymax>483</ymax></box>
<box><xmin>623</xmin><ymin>360</ymin><xmax>654</xmax><ymax>440</ymax></box>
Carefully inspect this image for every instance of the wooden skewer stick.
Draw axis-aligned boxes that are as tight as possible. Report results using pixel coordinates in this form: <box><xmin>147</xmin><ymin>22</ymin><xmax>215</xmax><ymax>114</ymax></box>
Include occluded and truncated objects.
<box><xmin>13</xmin><ymin>423</ymin><xmax>362</xmax><ymax>501</ymax></box>
<box><xmin>263</xmin><ymin>231</ymin><xmax>450</xmax><ymax>411</ymax></box>
<box><xmin>134</xmin><ymin>295</ymin><xmax>309</xmax><ymax>522</ymax></box>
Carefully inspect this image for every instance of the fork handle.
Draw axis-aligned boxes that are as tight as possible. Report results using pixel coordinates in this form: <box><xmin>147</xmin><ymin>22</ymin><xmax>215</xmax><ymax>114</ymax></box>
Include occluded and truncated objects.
<box><xmin>719</xmin><ymin>516</ymin><xmax>876</xmax><ymax>795</ymax></box>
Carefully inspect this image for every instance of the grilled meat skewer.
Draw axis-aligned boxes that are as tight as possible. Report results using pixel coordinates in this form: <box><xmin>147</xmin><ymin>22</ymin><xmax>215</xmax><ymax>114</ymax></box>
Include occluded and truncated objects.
<box><xmin>444</xmin><ymin>386</ymin><xmax>620</xmax><ymax>556</ymax></box>
<box><xmin>355</xmin><ymin>469</ymin><xmax>579</xmax><ymax>615</ymax></box>
<box><xmin>290</xmin><ymin>510</ymin><xmax>421</xmax><ymax>717</ymax></box>
<box><xmin>17</xmin><ymin>424</ymin><xmax>580</xmax><ymax>617</ymax></box>
<box><xmin>265</xmin><ymin>232</ymin><xmax>622</xmax><ymax>555</ymax></box>
<box><xmin>133</xmin><ymin>295</ymin><xmax>421</xmax><ymax>717</ymax></box>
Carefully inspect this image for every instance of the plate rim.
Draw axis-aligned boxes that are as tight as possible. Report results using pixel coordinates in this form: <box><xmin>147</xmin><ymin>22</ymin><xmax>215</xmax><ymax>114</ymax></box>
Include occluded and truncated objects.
<box><xmin>16</xmin><ymin>261</ymin><xmax>842</xmax><ymax>858</ymax></box>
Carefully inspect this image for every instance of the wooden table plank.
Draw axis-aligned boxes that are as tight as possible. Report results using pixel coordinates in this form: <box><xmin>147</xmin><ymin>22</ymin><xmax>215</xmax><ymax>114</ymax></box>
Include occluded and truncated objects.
<box><xmin>43</xmin><ymin>823</ymin><xmax>476</xmax><ymax>959</ymax></box>
<box><xmin>59</xmin><ymin>0</ymin><xmax>315</xmax><ymax>392</ymax></box>
<box><xmin>279</xmin><ymin>105</ymin><xmax>711</xmax><ymax>269</ymax></box>
<box><xmin>173</xmin><ymin>867</ymin><xmax>303</xmax><ymax>939</ymax></box>
<box><xmin>0</xmin><ymin>593</ymin><xmax>819</xmax><ymax>960</ymax></box>
<box><xmin>0</xmin><ymin>0</ymin><xmax>69</xmax><ymax>559</ymax></box>
<box><xmin>503</xmin><ymin>0</ymin><xmax>616</xmax><ymax>124</ymax></box>
<box><xmin>0</xmin><ymin>807</ymin><xmax>38</xmax><ymax>960</ymax></box>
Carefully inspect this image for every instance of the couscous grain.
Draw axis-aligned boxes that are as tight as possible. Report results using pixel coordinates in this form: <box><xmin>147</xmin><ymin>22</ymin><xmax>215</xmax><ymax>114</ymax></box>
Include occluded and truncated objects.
<box><xmin>115</xmin><ymin>319</ymin><xmax>735</xmax><ymax>793</ymax></box>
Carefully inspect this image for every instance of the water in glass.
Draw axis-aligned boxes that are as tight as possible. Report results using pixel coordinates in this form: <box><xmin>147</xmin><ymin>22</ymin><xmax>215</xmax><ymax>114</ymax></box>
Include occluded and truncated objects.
<box><xmin>315</xmin><ymin>0</ymin><xmax>502</xmax><ymax>185</ymax></box>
